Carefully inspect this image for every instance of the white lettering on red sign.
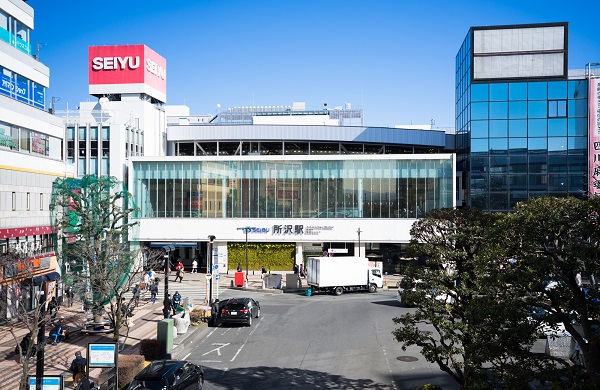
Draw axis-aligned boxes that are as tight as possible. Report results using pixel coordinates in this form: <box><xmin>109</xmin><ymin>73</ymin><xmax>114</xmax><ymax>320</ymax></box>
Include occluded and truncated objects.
<box><xmin>145</xmin><ymin>58</ymin><xmax>166</xmax><ymax>80</ymax></box>
<box><xmin>91</xmin><ymin>56</ymin><xmax>140</xmax><ymax>70</ymax></box>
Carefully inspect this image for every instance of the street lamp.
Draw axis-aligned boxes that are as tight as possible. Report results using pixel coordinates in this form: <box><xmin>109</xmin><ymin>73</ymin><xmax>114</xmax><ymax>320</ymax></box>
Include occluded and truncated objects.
<box><xmin>163</xmin><ymin>245</ymin><xmax>174</xmax><ymax>318</ymax></box>
<box><xmin>357</xmin><ymin>227</ymin><xmax>362</xmax><ymax>257</ymax></box>
<box><xmin>208</xmin><ymin>235</ymin><xmax>216</xmax><ymax>304</ymax></box>
<box><xmin>35</xmin><ymin>278</ymin><xmax>46</xmax><ymax>390</ymax></box>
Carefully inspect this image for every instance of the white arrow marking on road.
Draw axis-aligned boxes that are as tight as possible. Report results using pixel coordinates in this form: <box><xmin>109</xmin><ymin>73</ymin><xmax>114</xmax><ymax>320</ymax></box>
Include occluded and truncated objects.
<box><xmin>203</xmin><ymin>343</ymin><xmax>230</xmax><ymax>356</ymax></box>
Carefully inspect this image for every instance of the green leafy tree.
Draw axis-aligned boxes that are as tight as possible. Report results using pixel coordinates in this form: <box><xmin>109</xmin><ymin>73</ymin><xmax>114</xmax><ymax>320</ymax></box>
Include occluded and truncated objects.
<box><xmin>501</xmin><ymin>196</ymin><xmax>600</xmax><ymax>387</ymax></box>
<box><xmin>392</xmin><ymin>208</ymin><xmax>552</xmax><ymax>389</ymax></box>
<box><xmin>50</xmin><ymin>175</ymin><xmax>159</xmax><ymax>346</ymax></box>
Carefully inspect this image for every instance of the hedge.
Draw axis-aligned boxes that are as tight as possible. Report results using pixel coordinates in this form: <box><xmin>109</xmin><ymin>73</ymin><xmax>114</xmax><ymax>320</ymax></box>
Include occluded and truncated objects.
<box><xmin>227</xmin><ymin>242</ymin><xmax>295</xmax><ymax>271</ymax></box>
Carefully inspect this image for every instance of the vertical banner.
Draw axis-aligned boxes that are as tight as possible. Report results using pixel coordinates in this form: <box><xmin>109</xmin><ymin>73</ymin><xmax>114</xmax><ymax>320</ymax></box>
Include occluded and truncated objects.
<box><xmin>589</xmin><ymin>78</ymin><xmax>600</xmax><ymax>196</ymax></box>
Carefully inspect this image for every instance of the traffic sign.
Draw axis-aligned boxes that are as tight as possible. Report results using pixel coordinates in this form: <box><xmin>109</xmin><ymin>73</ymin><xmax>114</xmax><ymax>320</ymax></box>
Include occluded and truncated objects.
<box><xmin>214</xmin><ymin>264</ymin><xmax>219</xmax><ymax>270</ymax></box>
<box><xmin>215</xmin><ymin>274</ymin><xmax>220</xmax><ymax>281</ymax></box>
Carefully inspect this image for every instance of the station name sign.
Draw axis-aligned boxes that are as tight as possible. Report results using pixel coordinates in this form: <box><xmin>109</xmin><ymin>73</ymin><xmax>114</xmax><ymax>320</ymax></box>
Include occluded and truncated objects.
<box><xmin>242</xmin><ymin>224</ymin><xmax>334</xmax><ymax>236</ymax></box>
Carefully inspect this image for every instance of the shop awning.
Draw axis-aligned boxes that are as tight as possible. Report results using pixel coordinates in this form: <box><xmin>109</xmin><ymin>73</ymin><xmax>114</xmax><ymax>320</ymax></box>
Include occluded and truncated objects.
<box><xmin>45</xmin><ymin>272</ymin><xmax>61</xmax><ymax>281</ymax></box>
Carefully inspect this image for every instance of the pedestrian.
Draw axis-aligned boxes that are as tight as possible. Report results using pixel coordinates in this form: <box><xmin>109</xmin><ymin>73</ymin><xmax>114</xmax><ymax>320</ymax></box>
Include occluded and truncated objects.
<box><xmin>300</xmin><ymin>264</ymin><xmax>305</xmax><ymax>278</ymax></box>
<box><xmin>48</xmin><ymin>296</ymin><xmax>59</xmax><ymax>319</ymax></box>
<box><xmin>163</xmin><ymin>294</ymin><xmax>172</xmax><ymax>318</ymax></box>
<box><xmin>144</xmin><ymin>271</ymin><xmax>151</xmax><ymax>286</ymax></box>
<box><xmin>150</xmin><ymin>282</ymin><xmax>158</xmax><ymax>304</ymax></box>
<box><xmin>261</xmin><ymin>266</ymin><xmax>267</xmax><ymax>279</ymax></box>
<box><xmin>192</xmin><ymin>259</ymin><xmax>198</xmax><ymax>273</ymax></box>
<box><xmin>293</xmin><ymin>264</ymin><xmax>299</xmax><ymax>275</ymax></box>
<box><xmin>131</xmin><ymin>284</ymin><xmax>141</xmax><ymax>307</ymax></box>
<box><xmin>237</xmin><ymin>263</ymin><xmax>243</xmax><ymax>272</ymax></box>
<box><xmin>15</xmin><ymin>334</ymin><xmax>36</xmax><ymax>362</ymax></box>
<box><xmin>175</xmin><ymin>262</ymin><xmax>184</xmax><ymax>282</ymax></box>
<box><xmin>576</xmin><ymin>272</ymin><xmax>582</xmax><ymax>287</ymax></box>
<box><xmin>172</xmin><ymin>291</ymin><xmax>182</xmax><ymax>315</ymax></box>
<box><xmin>66</xmin><ymin>287</ymin><xmax>74</xmax><ymax>307</ymax></box>
<box><xmin>69</xmin><ymin>351</ymin><xmax>87</xmax><ymax>387</ymax></box>
<box><xmin>74</xmin><ymin>372</ymin><xmax>91</xmax><ymax>390</ymax></box>
<box><xmin>210</xmin><ymin>299</ymin><xmax>220</xmax><ymax>327</ymax></box>
<box><xmin>48</xmin><ymin>322</ymin><xmax>65</xmax><ymax>346</ymax></box>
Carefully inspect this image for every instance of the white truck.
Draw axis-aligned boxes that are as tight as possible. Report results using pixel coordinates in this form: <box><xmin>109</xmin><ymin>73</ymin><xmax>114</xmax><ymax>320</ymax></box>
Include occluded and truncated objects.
<box><xmin>306</xmin><ymin>256</ymin><xmax>383</xmax><ymax>295</ymax></box>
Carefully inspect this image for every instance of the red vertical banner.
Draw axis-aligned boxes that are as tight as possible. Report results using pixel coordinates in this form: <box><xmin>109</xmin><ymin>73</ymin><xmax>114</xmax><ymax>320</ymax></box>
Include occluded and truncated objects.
<box><xmin>589</xmin><ymin>78</ymin><xmax>600</xmax><ymax>196</ymax></box>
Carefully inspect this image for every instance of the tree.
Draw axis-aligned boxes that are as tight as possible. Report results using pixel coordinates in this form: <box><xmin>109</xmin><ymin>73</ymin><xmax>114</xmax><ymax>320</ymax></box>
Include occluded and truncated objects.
<box><xmin>501</xmin><ymin>196</ymin><xmax>600</xmax><ymax>387</ymax></box>
<box><xmin>0</xmin><ymin>250</ymin><xmax>54</xmax><ymax>390</ymax></box>
<box><xmin>50</xmin><ymin>175</ymin><xmax>162</xmax><ymax>346</ymax></box>
<box><xmin>392</xmin><ymin>208</ymin><xmax>554</xmax><ymax>389</ymax></box>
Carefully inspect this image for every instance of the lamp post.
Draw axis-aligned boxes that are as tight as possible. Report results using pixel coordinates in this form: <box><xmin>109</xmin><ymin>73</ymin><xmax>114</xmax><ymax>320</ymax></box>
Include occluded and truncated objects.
<box><xmin>357</xmin><ymin>227</ymin><xmax>362</xmax><ymax>257</ymax></box>
<box><xmin>163</xmin><ymin>245</ymin><xmax>174</xmax><ymax>318</ymax></box>
<box><xmin>208</xmin><ymin>235</ymin><xmax>216</xmax><ymax>304</ymax></box>
<box><xmin>35</xmin><ymin>278</ymin><xmax>46</xmax><ymax>390</ymax></box>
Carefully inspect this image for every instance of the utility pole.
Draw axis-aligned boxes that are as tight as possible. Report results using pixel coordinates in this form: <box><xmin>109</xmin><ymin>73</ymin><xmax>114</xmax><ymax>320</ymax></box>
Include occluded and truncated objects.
<box><xmin>208</xmin><ymin>235</ymin><xmax>216</xmax><ymax>304</ymax></box>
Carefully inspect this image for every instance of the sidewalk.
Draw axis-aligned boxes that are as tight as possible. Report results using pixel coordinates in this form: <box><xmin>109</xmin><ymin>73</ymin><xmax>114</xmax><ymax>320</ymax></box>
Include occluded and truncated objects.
<box><xmin>0</xmin><ymin>270</ymin><xmax>401</xmax><ymax>389</ymax></box>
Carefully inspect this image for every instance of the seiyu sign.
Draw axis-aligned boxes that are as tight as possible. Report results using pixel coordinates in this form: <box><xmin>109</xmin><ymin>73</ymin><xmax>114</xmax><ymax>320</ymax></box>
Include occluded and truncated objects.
<box><xmin>88</xmin><ymin>44</ymin><xmax>166</xmax><ymax>95</ymax></box>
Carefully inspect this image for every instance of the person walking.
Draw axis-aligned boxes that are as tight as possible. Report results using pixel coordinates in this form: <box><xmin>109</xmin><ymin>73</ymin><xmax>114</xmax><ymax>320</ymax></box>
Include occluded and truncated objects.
<box><xmin>175</xmin><ymin>261</ymin><xmax>184</xmax><ymax>282</ymax></box>
<box><xmin>192</xmin><ymin>259</ymin><xmax>198</xmax><ymax>273</ymax></box>
<box><xmin>150</xmin><ymin>282</ymin><xmax>158</xmax><ymax>304</ymax></box>
<box><xmin>69</xmin><ymin>351</ymin><xmax>87</xmax><ymax>387</ymax></box>
<box><xmin>66</xmin><ymin>287</ymin><xmax>74</xmax><ymax>307</ymax></box>
<box><xmin>48</xmin><ymin>296</ymin><xmax>59</xmax><ymax>319</ymax></box>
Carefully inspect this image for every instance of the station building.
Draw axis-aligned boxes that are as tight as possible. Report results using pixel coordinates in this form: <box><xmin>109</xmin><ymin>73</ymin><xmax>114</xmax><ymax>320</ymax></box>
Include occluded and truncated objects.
<box><xmin>129</xmin><ymin>105</ymin><xmax>456</xmax><ymax>274</ymax></box>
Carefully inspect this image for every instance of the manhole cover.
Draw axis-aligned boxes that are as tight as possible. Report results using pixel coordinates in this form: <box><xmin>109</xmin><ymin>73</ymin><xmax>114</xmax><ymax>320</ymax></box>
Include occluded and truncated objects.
<box><xmin>396</xmin><ymin>356</ymin><xmax>418</xmax><ymax>362</ymax></box>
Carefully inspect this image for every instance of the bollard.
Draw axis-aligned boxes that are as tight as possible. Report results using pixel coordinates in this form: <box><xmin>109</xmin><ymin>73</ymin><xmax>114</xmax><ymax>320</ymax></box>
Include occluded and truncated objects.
<box><xmin>230</xmin><ymin>280</ymin><xmax>234</xmax><ymax>288</ymax></box>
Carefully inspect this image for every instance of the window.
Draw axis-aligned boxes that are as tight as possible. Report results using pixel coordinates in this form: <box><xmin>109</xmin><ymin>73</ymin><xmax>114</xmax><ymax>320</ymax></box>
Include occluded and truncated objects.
<box><xmin>27</xmin><ymin>192</ymin><xmax>30</xmax><ymax>210</ymax></box>
<box><xmin>12</xmin><ymin>192</ymin><xmax>16</xmax><ymax>211</ymax></box>
<box><xmin>548</xmin><ymin>100</ymin><xmax>566</xmax><ymax>117</ymax></box>
<box><xmin>40</xmin><ymin>193</ymin><xmax>43</xmax><ymax>210</ymax></box>
<box><xmin>509</xmin><ymin>82</ymin><xmax>527</xmax><ymax>100</ymax></box>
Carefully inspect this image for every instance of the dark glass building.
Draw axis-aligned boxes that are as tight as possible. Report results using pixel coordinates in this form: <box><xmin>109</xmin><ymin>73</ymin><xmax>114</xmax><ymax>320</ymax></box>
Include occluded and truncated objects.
<box><xmin>456</xmin><ymin>22</ymin><xmax>589</xmax><ymax>211</ymax></box>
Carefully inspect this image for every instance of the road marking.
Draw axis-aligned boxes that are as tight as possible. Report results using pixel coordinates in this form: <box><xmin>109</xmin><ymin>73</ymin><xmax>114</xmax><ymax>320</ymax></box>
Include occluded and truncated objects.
<box><xmin>200</xmin><ymin>360</ymin><xmax>222</xmax><ymax>363</ymax></box>
<box><xmin>230</xmin><ymin>317</ymin><xmax>263</xmax><ymax>361</ymax></box>
<box><xmin>203</xmin><ymin>343</ymin><xmax>230</xmax><ymax>356</ymax></box>
<box><xmin>183</xmin><ymin>352</ymin><xmax>191</xmax><ymax>360</ymax></box>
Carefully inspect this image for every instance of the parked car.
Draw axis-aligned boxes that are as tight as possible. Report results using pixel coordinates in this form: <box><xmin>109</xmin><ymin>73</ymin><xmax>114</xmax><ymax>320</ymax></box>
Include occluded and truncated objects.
<box><xmin>220</xmin><ymin>297</ymin><xmax>260</xmax><ymax>326</ymax></box>
<box><xmin>128</xmin><ymin>360</ymin><xmax>203</xmax><ymax>390</ymax></box>
<box><xmin>396</xmin><ymin>279</ymin><xmax>455</xmax><ymax>306</ymax></box>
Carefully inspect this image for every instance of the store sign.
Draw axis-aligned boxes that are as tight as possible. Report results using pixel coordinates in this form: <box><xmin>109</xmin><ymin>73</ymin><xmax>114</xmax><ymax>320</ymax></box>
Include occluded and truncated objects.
<box><xmin>88</xmin><ymin>44</ymin><xmax>166</xmax><ymax>95</ymax></box>
<box><xmin>589</xmin><ymin>78</ymin><xmax>600</xmax><ymax>196</ymax></box>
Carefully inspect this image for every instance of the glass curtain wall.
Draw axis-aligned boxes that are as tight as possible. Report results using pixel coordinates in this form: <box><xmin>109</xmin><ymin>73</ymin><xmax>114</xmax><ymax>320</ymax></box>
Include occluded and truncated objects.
<box><xmin>132</xmin><ymin>158</ymin><xmax>453</xmax><ymax>219</ymax></box>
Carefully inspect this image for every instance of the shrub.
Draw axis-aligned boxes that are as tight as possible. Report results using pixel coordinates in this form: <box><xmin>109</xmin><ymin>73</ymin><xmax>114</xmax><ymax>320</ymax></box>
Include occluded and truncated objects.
<box><xmin>415</xmin><ymin>385</ymin><xmax>442</xmax><ymax>390</ymax></box>
<box><xmin>189</xmin><ymin>309</ymin><xmax>205</xmax><ymax>324</ymax></box>
<box><xmin>140</xmin><ymin>338</ymin><xmax>166</xmax><ymax>361</ymax></box>
<box><xmin>117</xmin><ymin>354</ymin><xmax>145</xmax><ymax>389</ymax></box>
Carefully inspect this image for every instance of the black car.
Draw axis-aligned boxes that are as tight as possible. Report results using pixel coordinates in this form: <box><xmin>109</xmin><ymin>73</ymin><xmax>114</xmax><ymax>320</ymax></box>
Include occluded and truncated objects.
<box><xmin>220</xmin><ymin>297</ymin><xmax>260</xmax><ymax>326</ymax></box>
<box><xmin>128</xmin><ymin>360</ymin><xmax>203</xmax><ymax>390</ymax></box>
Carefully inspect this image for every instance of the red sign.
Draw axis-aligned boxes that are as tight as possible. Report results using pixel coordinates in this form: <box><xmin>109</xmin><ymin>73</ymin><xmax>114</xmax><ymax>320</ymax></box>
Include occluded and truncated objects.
<box><xmin>88</xmin><ymin>45</ymin><xmax>166</xmax><ymax>96</ymax></box>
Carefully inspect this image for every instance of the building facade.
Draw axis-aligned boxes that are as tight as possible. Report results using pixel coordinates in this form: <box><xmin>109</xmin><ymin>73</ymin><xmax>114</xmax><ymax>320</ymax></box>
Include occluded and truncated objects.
<box><xmin>455</xmin><ymin>22</ymin><xmax>591</xmax><ymax>211</ymax></box>
<box><xmin>129</xmin><ymin>108</ymin><xmax>456</xmax><ymax>274</ymax></box>
<box><xmin>0</xmin><ymin>0</ymin><xmax>68</xmax><ymax>317</ymax></box>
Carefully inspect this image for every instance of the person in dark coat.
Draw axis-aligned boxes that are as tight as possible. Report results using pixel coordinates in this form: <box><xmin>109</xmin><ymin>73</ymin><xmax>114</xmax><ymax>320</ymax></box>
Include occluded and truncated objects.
<box><xmin>163</xmin><ymin>294</ymin><xmax>172</xmax><ymax>318</ymax></box>
<box><xmin>69</xmin><ymin>351</ymin><xmax>87</xmax><ymax>387</ymax></box>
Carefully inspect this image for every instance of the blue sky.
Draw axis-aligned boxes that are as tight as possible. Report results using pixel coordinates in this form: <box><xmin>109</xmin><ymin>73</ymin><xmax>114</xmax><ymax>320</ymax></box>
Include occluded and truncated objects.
<box><xmin>29</xmin><ymin>0</ymin><xmax>599</xmax><ymax>128</ymax></box>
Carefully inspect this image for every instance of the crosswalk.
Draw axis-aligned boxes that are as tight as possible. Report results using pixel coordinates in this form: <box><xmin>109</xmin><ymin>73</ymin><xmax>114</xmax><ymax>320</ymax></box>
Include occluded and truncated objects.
<box><xmin>123</xmin><ymin>275</ymin><xmax>231</xmax><ymax>305</ymax></box>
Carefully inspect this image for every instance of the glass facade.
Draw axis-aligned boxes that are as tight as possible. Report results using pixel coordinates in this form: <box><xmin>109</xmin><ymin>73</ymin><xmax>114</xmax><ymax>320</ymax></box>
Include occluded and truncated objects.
<box><xmin>455</xmin><ymin>26</ymin><xmax>588</xmax><ymax>212</ymax></box>
<box><xmin>132</xmin><ymin>157</ymin><xmax>453</xmax><ymax>219</ymax></box>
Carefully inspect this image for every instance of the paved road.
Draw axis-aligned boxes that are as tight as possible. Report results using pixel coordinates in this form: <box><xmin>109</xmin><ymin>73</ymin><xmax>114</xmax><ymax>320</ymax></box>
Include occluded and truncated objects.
<box><xmin>180</xmin><ymin>289</ymin><xmax>461</xmax><ymax>390</ymax></box>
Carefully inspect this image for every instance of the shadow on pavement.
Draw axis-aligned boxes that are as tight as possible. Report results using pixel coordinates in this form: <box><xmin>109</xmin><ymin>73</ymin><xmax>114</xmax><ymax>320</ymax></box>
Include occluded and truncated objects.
<box><xmin>203</xmin><ymin>365</ymin><xmax>390</xmax><ymax>390</ymax></box>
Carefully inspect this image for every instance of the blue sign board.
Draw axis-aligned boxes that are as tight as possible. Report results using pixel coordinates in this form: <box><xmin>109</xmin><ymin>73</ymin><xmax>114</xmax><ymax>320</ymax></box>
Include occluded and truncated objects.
<box><xmin>215</xmin><ymin>274</ymin><xmax>220</xmax><ymax>281</ymax></box>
